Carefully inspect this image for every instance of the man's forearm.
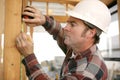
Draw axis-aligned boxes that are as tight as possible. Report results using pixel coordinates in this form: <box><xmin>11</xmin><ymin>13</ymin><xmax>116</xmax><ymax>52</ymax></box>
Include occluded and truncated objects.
<box><xmin>42</xmin><ymin>16</ymin><xmax>62</xmax><ymax>39</ymax></box>
<box><xmin>22</xmin><ymin>54</ymin><xmax>50</xmax><ymax>80</ymax></box>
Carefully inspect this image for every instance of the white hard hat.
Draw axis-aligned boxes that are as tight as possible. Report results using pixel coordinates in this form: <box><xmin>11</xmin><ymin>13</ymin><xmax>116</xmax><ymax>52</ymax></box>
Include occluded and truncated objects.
<box><xmin>66</xmin><ymin>0</ymin><xmax>111</xmax><ymax>32</ymax></box>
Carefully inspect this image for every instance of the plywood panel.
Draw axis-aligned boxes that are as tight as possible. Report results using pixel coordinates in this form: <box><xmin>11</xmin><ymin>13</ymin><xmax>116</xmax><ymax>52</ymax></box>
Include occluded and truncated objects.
<box><xmin>3</xmin><ymin>0</ymin><xmax>22</xmax><ymax>80</ymax></box>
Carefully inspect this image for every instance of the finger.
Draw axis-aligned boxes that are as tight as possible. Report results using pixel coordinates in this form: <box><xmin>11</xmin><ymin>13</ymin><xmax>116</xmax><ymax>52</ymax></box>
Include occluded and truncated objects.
<box><xmin>20</xmin><ymin>33</ymin><xmax>33</xmax><ymax>46</ymax></box>
<box><xmin>22</xmin><ymin>12</ymin><xmax>35</xmax><ymax>19</ymax></box>
<box><xmin>16</xmin><ymin>37</ymin><xmax>21</xmax><ymax>47</ymax></box>
<box><xmin>24</xmin><ymin>6</ymin><xmax>36</xmax><ymax>13</ymax></box>
<box><xmin>17</xmin><ymin>33</ymin><xmax>27</xmax><ymax>47</ymax></box>
<box><xmin>22</xmin><ymin>18</ymin><xmax>37</xmax><ymax>24</ymax></box>
<box><xmin>16</xmin><ymin>34</ymin><xmax>26</xmax><ymax>55</ymax></box>
<box><xmin>21</xmin><ymin>33</ymin><xmax>27</xmax><ymax>41</ymax></box>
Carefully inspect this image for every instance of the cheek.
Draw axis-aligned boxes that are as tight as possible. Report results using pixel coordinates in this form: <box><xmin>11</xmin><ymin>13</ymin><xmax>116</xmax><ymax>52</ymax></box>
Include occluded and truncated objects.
<box><xmin>70</xmin><ymin>27</ymin><xmax>86</xmax><ymax>40</ymax></box>
<box><xmin>71</xmin><ymin>31</ymin><xmax>82</xmax><ymax>41</ymax></box>
<box><xmin>74</xmin><ymin>29</ymin><xmax>82</xmax><ymax>36</ymax></box>
<box><xmin>73</xmin><ymin>29</ymin><xmax>88</xmax><ymax>41</ymax></box>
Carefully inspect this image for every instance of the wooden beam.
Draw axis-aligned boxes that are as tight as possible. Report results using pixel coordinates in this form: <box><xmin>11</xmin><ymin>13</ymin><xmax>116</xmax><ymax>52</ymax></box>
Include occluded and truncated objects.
<box><xmin>21</xmin><ymin>1</ymin><xmax>29</xmax><ymax>80</ymax></box>
<box><xmin>0</xmin><ymin>0</ymin><xmax>5</xmax><ymax>34</ymax></box>
<box><xmin>117</xmin><ymin>0</ymin><xmax>120</xmax><ymax>47</ymax></box>
<box><xmin>46</xmin><ymin>2</ymin><xmax>48</xmax><ymax>15</ymax></box>
<box><xmin>22</xmin><ymin>0</ymin><xmax>29</xmax><ymax>33</ymax></box>
<box><xmin>53</xmin><ymin>16</ymin><xmax>68</xmax><ymax>23</ymax></box>
<box><xmin>100</xmin><ymin>0</ymin><xmax>114</xmax><ymax>6</ymax></box>
<box><xmin>0</xmin><ymin>0</ymin><xmax>4</xmax><ymax>79</ymax></box>
<box><xmin>31</xmin><ymin>0</ymin><xmax>114</xmax><ymax>6</ymax></box>
<box><xmin>4</xmin><ymin>0</ymin><xmax>22</xmax><ymax>80</ymax></box>
<box><xmin>0</xmin><ymin>35</ymin><xmax>3</xmax><ymax>80</ymax></box>
<box><xmin>32</xmin><ymin>0</ymin><xmax>79</xmax><ymax>4</ymax></box>
<box><xmin>29</xmin><ymin>0</ymin><xmax>34</xmax><ymax>37</ymax></box>
<box><xmin>22</xmin><ymin>0</ymin><xmax>28</xmax><ymax>12</ymax></box>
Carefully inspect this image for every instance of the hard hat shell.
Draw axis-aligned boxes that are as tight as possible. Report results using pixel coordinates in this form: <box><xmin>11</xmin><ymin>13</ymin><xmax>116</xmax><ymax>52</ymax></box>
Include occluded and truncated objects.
<box><xmin>66</xmin><ymin>0</ymin><xmax>111</xmax><ymax>32</ymax></box>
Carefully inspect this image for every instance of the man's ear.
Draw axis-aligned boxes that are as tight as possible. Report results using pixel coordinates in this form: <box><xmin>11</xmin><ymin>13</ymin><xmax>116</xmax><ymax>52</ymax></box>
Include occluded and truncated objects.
<box><xmin>87</xmin><ymin>28</ymin><xmax>96</xmax><ymax>38</ymax></box>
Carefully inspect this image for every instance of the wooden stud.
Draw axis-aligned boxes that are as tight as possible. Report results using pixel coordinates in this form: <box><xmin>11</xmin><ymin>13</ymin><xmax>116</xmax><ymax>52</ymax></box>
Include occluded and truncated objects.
<box><xmin>21</xmin><ymin>1</ymin><xmax>29</xmax><ymax>80</ymax></box>
<box><xmin>32</xmin><ymin>0</ymin><xmax>113</xmax><ymax>6</ymax></box>
<box><xmin>21</xmin><ymin>64</ymin><xmax>28</xmax><ymax>80</ymax></box>
<box><xmin>46</xmin><ymin>2</ymin><xmax>48</xmax><ymax>15</ymax></box>
<box><xmin>29</xmin><ymin>0</ymin><xmax>34</xmax><ymax>37</ymax></box>
<box><xmin>3</xmin><ymin>0</ymin><xmax>22</xmax><ymax>80</ymax></box>
<box><xmin>32</xmin><ymin>0</ymin><xmax>79</xmax><ymax>4</ymax></box>
<box><xmin>29</xmin><ymin>0</ymin><xmax>32</xmax><ymax>5</ymax></box>
<box><xmin>0</xmin><ymin>0</ymin><xmax>5</xmax><ymax>35</ymax></box>
<box><xmin>22</xmin><ymin>0</ymin><xmax>28</xmax><ymax>33</ymax></box>
<box><xmin>53</xmin><ymin>16</ymin><xmax>68</xmax><ymax>23</ymax></box>
<box><xmin>66</xmin><ymin>3</ymin><xmax>68</xmax><ymax>16</ymax></box>
<box><xmin>117</xmin><ymin>0</ymin><xmax>120</xmax><ymax>47</ymax></box>
<box><xmin>30</xmin><ymin>27</ymin><xmax>33</xmax><ymax>37</ymax></box>
<box><xmin>0</xmin><ymin>35</ymin><xmax>3</xmax><ymax>80</ymax></box>
<box><xmin>101</xmin><ymin>0</ymin><xmax>114</xmax><ymax>6</ymax></box>
<box><xmin>22</xmin><ymin>0</ymin><xmax>28</xmax><ymax>12</ymax></box>
<box><xmin>0</xmin><ymin>0</ymin><xmax>4</xmax><ymax>80</ymax></box>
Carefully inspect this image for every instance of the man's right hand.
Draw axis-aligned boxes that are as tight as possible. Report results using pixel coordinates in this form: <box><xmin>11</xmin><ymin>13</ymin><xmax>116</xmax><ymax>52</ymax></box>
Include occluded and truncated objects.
<box><xmin>22</xmin><ymin>6</ymin><xmax>46</xmax><ymax>27</ymax></box>
<box><xmin>16</xmin><ymin>32</ymin><xmax>34</xmax><ymax>57</ymax></box>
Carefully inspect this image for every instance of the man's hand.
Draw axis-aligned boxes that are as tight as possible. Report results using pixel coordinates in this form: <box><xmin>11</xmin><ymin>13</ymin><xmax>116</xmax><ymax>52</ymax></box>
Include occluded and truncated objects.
<box><xmin>22</xmin><ymin>6</ymin><xmax>46</xmax><ymax>27</ymax></box>
<box><xmin>16</xmin><ymin>32</ymin><xmax>34</xmax><ymax>57</ymax></box>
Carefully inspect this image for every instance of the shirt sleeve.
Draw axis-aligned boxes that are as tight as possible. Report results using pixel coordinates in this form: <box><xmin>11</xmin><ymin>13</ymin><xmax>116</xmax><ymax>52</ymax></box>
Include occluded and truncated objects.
<box><xmin>22</xmin><ymin>54</ymin><xmax>51</xmax><ymax>80</ymax></box>
<box><xmin>42</xmin><ymin>16</ymin><xmax>67</xmax><ymax>54</ymax></box>
<box><xmin>22</xmin><ymin>54</ymin><xmax>93</xmax><ymax>80</ymax></box>
<box><xmin>42</xmin><ymin>16</ymin><xmax>62</xmax><ymax>39</ymax></box>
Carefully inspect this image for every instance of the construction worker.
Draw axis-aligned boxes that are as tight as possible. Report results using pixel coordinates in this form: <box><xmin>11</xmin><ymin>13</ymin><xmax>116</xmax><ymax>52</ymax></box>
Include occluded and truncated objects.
<box><xmin>16</xmin><ymin>0</ymin><xmax>111</xmax><ymax>80</ymax></box>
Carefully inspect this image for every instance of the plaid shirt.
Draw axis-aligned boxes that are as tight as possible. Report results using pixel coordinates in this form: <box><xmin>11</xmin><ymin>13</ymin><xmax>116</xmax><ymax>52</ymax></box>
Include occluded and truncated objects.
<box><xmin>22</xmin><ymin>16</ymin><xmax>108</xmax><ymax>80</ymax></box>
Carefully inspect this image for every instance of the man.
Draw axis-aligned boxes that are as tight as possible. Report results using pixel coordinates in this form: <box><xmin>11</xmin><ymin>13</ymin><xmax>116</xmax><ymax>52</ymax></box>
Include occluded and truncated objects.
<box><xmin>16</xmin><ymin>0</ymin><xmax>111</xmax><ymax>80</ymax></box>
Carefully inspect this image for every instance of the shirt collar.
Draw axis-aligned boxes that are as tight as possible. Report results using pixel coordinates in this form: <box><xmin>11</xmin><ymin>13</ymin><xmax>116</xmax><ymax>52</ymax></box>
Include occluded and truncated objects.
<box><xmin>72</xmin><ymin>45</ymin><xmax>97</xmax><ymax>60</ymax></box>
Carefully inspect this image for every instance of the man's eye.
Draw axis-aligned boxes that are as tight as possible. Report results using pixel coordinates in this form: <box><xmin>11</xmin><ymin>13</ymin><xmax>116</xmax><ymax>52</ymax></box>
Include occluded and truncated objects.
<box><xmin>70</xmin><ymin>23</ymin><xmax>75</xmax><ymax>27</ymax></box>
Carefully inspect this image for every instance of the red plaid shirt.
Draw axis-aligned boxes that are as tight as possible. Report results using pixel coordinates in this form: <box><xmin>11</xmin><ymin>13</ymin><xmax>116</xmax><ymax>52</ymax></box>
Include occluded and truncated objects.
<box><xmin>22</xmin><ymin>16</ymin><xmax>108</xmax><ymax>80</ymax></box>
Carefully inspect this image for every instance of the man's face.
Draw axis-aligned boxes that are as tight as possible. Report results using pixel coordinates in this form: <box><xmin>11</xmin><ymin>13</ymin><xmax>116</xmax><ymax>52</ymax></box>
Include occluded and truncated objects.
<box><xmin>63</xmin><ymin>17</ymin><xmax>88</xmax><ymax>48</ymax></box>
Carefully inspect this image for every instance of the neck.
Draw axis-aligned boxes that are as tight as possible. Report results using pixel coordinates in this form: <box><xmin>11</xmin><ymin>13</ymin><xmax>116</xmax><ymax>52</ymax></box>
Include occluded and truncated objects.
<box><xmin>72</xmin><ymin>41</ymin><xmax>94</xmax><ymax>55</ymax></box>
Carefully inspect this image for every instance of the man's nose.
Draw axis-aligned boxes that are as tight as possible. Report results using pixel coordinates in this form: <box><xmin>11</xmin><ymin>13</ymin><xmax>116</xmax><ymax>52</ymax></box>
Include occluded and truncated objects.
<box><xmin>63</xmin><ymin>24</ymin><xmax>71</xmax><ymax>31</ymax></box>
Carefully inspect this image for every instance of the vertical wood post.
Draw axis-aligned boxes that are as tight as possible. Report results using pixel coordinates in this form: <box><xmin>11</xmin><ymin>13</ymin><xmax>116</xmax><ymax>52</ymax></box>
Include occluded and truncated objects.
<box><xmin>117</xmin><ymin>0</ymin><xmax>120</xmax><ymax>47</ymax></box>
<box><xmin>0</xmin><ymin>0</ymin><xmax>4</xmax><ymax>35</ymax></box>
<box><xmin>29</xmin><ymin>0</ymin><xmax>34</xmax><ymax>37</ymax></box>
<box><xmin>3</xmin><ymin>0</ymin><xmax>22</xmax><ymax>80</ymax></box>
<box><xmin>21</xmin><ymin>1</ymin><xmax>29</xmax><ymax>80</ymax></box>
<box><xmin>46</xmin><ymin>2</ymin><xmax>48</xmax><ymax>15</ymax></box>
<box><xmin>0</xmin><ymin>0</ymin><xmax>5</xmax><ymax>80</ymax></box>
<box><xmin>0</xmin><ymin>35</ymin><xmax>3</xmax><ymax>80</ymax></box>
<box><xmin>22</xmin><ymin>0</ymin><xmax>28</xmax><ymax>33</ymax></box>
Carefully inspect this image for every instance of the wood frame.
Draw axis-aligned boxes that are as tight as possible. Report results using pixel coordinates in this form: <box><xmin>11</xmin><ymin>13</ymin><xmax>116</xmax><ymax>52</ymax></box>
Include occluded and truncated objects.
<box><xmin>117</xmin><ymin>0</ymin><xmax>120</xmax><ymax>47</ymax></box>
<box><xmin>0</xmin><ymin>0</ymin><xmax>4</xmax><ymax>35</ymax></box>
<box><xmin>0</xmin><ymin>0</ymin><xmax>4</xmax><ymax>80</ymax></box>
<box><xmin>3</xmin><ymin>0</ymin><xmax>22</xmax><ymax>80</ymax></box>
<box><xmin>0</xmin><ymin>0</ymin><xmax>119</xmax><ymax>80</ymax></box>
<box><xmin>32</xmin><ymin>0</ymin><xmax>79</xmax><ymax>4</ymax></box>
